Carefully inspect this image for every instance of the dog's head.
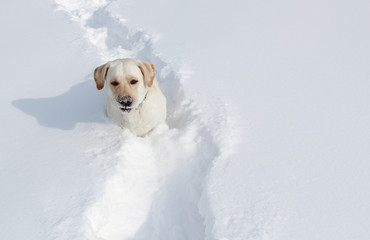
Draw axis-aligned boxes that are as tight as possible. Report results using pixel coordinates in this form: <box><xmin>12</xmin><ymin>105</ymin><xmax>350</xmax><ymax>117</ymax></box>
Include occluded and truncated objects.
<box><xmin>94</xmin><ymin>59</ymin><xmax>155</xmax><ymax>113</ymax></box>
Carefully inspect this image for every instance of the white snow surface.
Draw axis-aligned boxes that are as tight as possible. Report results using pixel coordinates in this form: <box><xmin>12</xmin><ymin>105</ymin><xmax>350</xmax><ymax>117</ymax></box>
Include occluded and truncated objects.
<box><xmin>1</xmin><ymin>0</ymin><xmax>370</xmax><ymax>240</ymax></box>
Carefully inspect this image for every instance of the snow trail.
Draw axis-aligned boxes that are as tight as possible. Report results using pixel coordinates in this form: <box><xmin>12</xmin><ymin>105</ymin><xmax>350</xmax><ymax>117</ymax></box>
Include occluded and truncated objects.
<box><xmin>54</xmin><ymin>0</ymin><xmax>238</xmax><ymax>239</ymax></box>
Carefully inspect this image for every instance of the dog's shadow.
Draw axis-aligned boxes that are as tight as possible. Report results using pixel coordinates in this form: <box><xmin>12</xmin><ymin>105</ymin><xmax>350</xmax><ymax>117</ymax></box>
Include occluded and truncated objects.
<box><xmin>13</xmin><ymin>80</ymin><xmax>107</xmax><ymax>130</ymax></box>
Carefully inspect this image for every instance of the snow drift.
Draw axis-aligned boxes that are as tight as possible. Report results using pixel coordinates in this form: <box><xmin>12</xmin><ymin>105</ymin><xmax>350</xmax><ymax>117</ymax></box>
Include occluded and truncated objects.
<box><xmin>2</xmin><ymin>0</ymin><xmax>370</xmax><ymax>239</ymax></box>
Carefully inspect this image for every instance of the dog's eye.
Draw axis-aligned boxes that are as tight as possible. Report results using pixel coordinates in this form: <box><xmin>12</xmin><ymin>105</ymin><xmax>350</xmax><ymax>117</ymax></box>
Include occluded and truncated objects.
<box><xmin>111</xmin><ymin>81</ymin><xmax>119</xmax><ymax>86</ymax></box>
<box><xmin>130</xmin><ymin>80</ymin><xmax>138</xmax><ymax>85</ymax></box>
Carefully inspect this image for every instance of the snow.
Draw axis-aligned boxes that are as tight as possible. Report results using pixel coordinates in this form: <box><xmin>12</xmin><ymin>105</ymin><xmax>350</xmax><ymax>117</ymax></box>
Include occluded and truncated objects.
<box><xmin>1</xmin><ymin>0</ymin><xmax>370</xmax><ymax>240</ymax></box>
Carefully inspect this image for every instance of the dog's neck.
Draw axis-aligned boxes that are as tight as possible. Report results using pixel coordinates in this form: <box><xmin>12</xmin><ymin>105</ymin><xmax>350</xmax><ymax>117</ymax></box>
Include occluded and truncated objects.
<box><xmin>134</xmin><ymin>90</ymin><xmax>149</xmax><ymax>111</ymax></box>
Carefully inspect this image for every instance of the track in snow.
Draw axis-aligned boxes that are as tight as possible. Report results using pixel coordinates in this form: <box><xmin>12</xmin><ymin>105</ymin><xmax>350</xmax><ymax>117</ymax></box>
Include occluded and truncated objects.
<box><xmin>54</xmin><ymin>1</ymin><xmax>237</xmax><ymax>239</ymax></box>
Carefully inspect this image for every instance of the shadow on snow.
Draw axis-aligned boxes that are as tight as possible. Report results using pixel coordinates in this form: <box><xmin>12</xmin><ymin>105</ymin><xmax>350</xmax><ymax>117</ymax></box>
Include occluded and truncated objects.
<box><xmin>12</xmin><ymin>79</ymin><xmax>106</xmax><ymax>130</ymax></box>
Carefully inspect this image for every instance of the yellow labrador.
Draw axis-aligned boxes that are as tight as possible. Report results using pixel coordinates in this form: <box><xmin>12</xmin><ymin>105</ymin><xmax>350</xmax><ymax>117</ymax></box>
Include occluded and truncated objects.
<box><xmin>94</xmin><ymin>58</ymin><xmax>166</xmax><ymax>136</ymax></box>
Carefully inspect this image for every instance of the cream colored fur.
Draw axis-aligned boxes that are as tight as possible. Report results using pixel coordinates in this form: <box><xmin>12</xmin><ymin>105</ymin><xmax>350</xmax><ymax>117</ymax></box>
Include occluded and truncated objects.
<box><xmin>94</xmin><ymin>58</ymin><xmax>166</xmax><ymax>136</ymax></box>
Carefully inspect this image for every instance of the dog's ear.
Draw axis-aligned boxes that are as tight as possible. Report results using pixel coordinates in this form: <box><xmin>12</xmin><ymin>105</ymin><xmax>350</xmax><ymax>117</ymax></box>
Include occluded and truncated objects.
<box><xmin>138</xmin><ymin>61</ymin><xmax>156</xmax><ymax>88</ymax></box>
<box><xmin>94</xmin><ymin>63</ymin><xmax>110</xmax><ymax>90</ymax></box>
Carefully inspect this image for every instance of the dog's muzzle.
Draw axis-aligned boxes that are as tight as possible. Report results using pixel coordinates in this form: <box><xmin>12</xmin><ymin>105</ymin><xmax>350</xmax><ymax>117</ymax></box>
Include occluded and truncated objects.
<box><xmin>118</xmin><ymin>95</ymin><xmax>133</xmax><ymax>112</ymax></box>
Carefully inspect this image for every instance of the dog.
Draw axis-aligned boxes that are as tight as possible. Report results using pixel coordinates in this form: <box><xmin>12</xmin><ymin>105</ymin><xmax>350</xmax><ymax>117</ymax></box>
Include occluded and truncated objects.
<box><xmin>94</xmin><ymin>58</ymin><xmax>167</xmax><ymax>136</ymax></box>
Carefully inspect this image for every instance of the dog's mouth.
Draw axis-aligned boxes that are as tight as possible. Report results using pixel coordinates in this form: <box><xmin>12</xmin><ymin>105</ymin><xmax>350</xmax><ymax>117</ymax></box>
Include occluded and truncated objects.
<box><xmin>120</xmin><ymin>107</ymin><xmax>133</xmax><ymax>113</ymax></box>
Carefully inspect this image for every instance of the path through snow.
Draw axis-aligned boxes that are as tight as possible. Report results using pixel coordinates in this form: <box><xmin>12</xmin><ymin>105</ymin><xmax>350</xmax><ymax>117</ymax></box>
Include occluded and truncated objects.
<box><xmin>53</xmin><ymin>1</ymin><xmax>238</xmax><ymax>239</ymax></box>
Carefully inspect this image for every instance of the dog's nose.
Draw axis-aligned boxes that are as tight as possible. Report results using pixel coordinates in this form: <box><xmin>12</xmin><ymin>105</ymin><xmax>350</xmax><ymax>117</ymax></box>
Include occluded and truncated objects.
<box><xmin>118</xmin><ymin>95</ymin><xmax>133</xmax><ymax>106</ymax></box>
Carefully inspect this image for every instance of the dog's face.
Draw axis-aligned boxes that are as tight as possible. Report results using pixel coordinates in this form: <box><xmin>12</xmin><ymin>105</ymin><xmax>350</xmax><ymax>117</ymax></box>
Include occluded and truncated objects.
<box><xmin>94</xmin><ymin>59</ymin><xmax>155</xmax><ymax>113</ymax></box>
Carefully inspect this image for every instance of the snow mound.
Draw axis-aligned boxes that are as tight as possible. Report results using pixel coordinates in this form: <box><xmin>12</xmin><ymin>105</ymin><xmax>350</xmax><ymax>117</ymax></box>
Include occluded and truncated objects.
<box><xmin>53</xmin><ymin>0</ymin><xmax>239</xmax><ymax>239</ymax></box>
